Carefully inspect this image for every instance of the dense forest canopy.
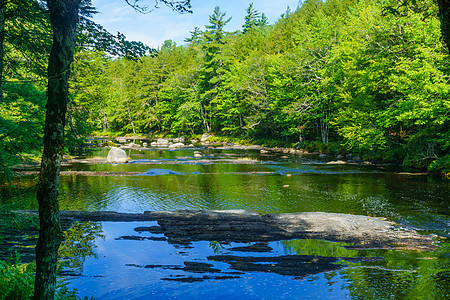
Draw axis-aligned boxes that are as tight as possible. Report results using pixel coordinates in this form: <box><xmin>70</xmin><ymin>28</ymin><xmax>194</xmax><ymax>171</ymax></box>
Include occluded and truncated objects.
<box><xmin>1</xmin><ymin>0</ymin><xmax>449</xmax><ymax>175</ymax></box>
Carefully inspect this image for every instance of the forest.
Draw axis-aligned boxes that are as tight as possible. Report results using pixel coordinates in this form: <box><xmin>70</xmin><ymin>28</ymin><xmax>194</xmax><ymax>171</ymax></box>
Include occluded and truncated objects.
<box><xmin>0</xmin><ymin>0</ymin><xmax>449</xmax><ymax>298</ymax></box>
<box><xmin>1</xmin><ymin>0</ymin><xmax>449</xmax><ymax>179</ymax></box>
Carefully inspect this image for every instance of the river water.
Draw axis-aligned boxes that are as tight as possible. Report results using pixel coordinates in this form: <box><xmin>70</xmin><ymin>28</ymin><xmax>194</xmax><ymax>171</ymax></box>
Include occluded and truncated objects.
<box><xmin>3</xmin><ymin>147</ymin><xmax>449</xmax><ymax>299</ymax></box>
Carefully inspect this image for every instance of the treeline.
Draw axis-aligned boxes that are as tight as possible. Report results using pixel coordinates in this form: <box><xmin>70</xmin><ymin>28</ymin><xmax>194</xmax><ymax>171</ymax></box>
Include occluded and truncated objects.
<box><xmin>70</xmin><ymin>0</ymin><xmax>449</xmax><ymax>173</ymax></box>
<box><xmin>1</xmin><ymin>0</ymin><xmax>449</xmax><ymax>175</ymax></box>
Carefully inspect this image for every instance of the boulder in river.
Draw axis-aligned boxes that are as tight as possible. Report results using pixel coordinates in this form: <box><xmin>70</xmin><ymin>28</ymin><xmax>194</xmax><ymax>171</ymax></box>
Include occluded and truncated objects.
<box><xmin>173</xmin><ymin>137</ymin><xmax>186</xmax><ymax>143</ymax></box>
<box><xmin>201</xmin><ymin>134</ymin><xmax>211</xmax><ymax>142</ymax></box>
<box><xmin>169</xmin><ymin>143</ymin><xmax>185</xmax><ymax>149</ymax></box>
<box><xmin>157</xmin><ymin>138</ymin><xmax>170</xmax><ymax>146</ymax></box>
<box><xmin>107</xmin><ymin>147</ymin><xmax>128</xmax><ymax>163</ymax></box>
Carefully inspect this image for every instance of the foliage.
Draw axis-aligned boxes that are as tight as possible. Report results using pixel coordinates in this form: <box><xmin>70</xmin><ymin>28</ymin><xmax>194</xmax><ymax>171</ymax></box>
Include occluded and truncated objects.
<box><xmin>0</xmin><ymin>82</ymin><xmax>46</xmax><ymax>182</ymax></box>
<box><xmin>59</xmin><ymin>221</ymin><xmax>104</xmax><ymax>273</ymax></box>
<box><xmin>0</xmin><ymin>255</ymin><xmax>84</xmax><ymax>300</ymax></box>
<box><xmin>2</xmin><ymin>0</ymin><xmax>449</xmax><ymax>174</ymax></box>
<box><xmin>0</xmin><ymin>256</ymin><xmax>35</xmax><ymax>300</ymax></box>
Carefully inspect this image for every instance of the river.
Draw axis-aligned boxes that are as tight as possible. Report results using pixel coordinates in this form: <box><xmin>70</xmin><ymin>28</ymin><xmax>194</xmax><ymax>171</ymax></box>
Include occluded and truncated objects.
<box><xmin>2</xmin><ymin>146</ymin><xmax>449</xmax><ymax>299</ymax></box>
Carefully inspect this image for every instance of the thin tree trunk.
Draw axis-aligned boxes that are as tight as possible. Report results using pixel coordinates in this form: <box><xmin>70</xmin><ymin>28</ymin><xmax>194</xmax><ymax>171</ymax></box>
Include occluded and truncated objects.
<box><xmin>34</xmin><ymin>1</ymin><xmax>80</xmax><ymax>299</ymax></box>
<box><xmin>126</xmin><ymin>101</ymin><xmax>136</xmax><ymax>134</ymax></box>
<box><xmin>0</xmin><ymin>0</ymin><xmax>6</xmax><ymax>102</ymax></box>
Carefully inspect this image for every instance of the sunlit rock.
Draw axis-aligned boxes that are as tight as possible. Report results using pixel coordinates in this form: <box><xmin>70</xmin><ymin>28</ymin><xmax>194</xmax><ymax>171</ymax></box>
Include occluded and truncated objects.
<box><xmin>157</xmin><ymin>139</ymin><xmax>169</xmax><ymax>146</ymax></box>
<box><xmin>200</xmin><ymin>134</ymin><xmax>211</xmax><ymax>142</ymax></box>
<box><xmin>173</xmin><ymin>136</ymin><xmax>186</xmax><ymax>143</ymax></box>
<box><xmin>169</xmin><ymin>143</ymin><xmax>185</xmax><ymax>149</ymax></box>
<box><xmin>107</xmin><ymin>147</ymin><xmax>128</xmax><ymax>163</ymax></box>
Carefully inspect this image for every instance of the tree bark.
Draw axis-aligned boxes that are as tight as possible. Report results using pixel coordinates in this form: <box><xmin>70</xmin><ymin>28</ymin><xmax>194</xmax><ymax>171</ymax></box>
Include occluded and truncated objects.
<box><xmin>436</xmin><ymin>0</ymin><xmax>450</xmax><ymax>54</ymax></box>
<box><xmin>34</xmin><ymin>0</ymin><xmax>80</xmax><ymax>299</ymax></box>
<box><xmin>0</xmin><ymin>0</ymin><xmax>6</xmax><ymax>102</ymax></box>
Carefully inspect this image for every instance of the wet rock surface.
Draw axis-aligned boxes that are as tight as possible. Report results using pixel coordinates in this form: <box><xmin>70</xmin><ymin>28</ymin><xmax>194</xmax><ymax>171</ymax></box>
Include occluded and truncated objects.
<box><xmin>144</xmin><ymin>210</ymin><xmax>435</xmax><ymax>250</ymax></box>
<box><xmin>1</xmin><ymin>209</ymin><xmax>439</xmax><ymax>285</ymax></box>
<box><xmin>13</xmin><ymin>209</ymin><xmax>436</xmax><ymax>250</ymax></box>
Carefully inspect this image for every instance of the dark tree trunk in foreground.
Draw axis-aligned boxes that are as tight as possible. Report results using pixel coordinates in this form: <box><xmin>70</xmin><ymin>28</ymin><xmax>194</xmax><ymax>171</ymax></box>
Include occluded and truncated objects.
<box><xmin>0</xmin><ymin>0</ymin><xmax>6</xmax><ymax>102</ymax></box>
<box><xmin>34</xmin><ymin>0</ymin><xmax>80</xmax><ymax>299</ymax></box>
<box><xmin>437</xmin><ymin>0</ymin><xmax>450</xmax><ymax>54</ymax></box>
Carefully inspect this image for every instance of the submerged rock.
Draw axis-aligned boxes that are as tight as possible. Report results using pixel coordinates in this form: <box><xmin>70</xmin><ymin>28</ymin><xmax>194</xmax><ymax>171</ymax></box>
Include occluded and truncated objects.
<box><xmin>137</xmin><ymin>169</ymin><xmax>182</xmax><ymax>176</ymax></box>
<box><xmin>107</xmin><ymin>147</ymin><xmax>128</xmax><ymax>163</ymax></box>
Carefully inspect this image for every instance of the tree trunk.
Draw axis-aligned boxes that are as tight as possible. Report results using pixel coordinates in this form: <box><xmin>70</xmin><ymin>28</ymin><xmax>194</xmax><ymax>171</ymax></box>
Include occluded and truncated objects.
<box><xmin>0</xmin><ymin>0</ymin><xmax>6</xmax><ymax>102</ymax></box>
<box><xmin>34</xmin><ymin>1</ymin><xmax>80</xmax><ymax>299</ymax></box>
<box><xmin>437</xmin><ymin>0</ymin><xmax>450</xmax><ymax>54</ymax></box>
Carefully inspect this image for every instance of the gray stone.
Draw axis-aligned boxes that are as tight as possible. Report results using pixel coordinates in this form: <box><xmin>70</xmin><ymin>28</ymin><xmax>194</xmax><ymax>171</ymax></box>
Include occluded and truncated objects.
<box><xmin>319</xmin><ymin>154</ymin><xmax>327</xmax><ymax>159</ymax></box>
<box><xmin>169</xmin><ymin>143</ymin><xmax>185</xmax><ymax>149</ymax></box>
<box><xmin>107</xmin><ymin>147</ymin><xmax>128</xmax><ymax>163</ymax></box>
<box><xmin>337</xmin><ymin>155</ymin><xmax>344</xmax><ymax>160</ymax></box>
<box><xmin>200</xmin><ymin>134</ymin><xmax>211</xmax><ymax>142</ymax></box>
<box><xmin>173</xmin><ymin>136</ymin><xmax>186</xmax><ymax>143</ymax></box>
<box><xmin>157</xmin><ymin>138</ymin><xmax>170</xmax><ymax>146</ymax></box>
<box><xmin>16</xmin><ymin>210</ymin><xmax>435</xmax><ymax>251</ymax></box>
<box><xmin>326</xmin><ymin>160</ymin><xmax>347</xmax><ymax>165</ymax></box>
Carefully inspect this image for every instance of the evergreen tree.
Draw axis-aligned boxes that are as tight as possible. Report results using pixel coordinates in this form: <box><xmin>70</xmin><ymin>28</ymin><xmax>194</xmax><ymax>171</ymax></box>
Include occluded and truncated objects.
<box><xmin>243</xmin><ymin>3</ymin><xmax>268</xmax><ymax>34</ymax></box>
<box><xmin>199</xmin><ymin>6</ymin><xmax>231</xmax><ymax>132</ymax></box>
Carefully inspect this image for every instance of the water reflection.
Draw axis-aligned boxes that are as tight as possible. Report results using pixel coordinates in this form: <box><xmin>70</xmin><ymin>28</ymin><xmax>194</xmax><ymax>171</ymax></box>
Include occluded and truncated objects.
<box><xmin>58</xmin><ymin>221</ymin><xmax>104</xmax><ymax>276</ymax></box>
<box><xmin>61</xmin><ymin>221</ymin><xmax>449</xmax><ymax>299</ymax></box>
<box><xmin>1</xmin><ymin>148</ymin><xmax>448</xmax><ymax>298</ymax></box>
<box><xmin>2</xmin><ymin>149</ymin><xmax>448</xmax><ymax>236</ymax></box>
<box><xmin>63</xmin><ymin>221</ymin><xmax>357</xmax><ymax>299</ymax></box>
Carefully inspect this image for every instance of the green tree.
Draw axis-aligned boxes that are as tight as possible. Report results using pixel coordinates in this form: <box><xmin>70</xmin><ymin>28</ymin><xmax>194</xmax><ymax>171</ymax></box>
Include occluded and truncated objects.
<box><xmin>198</xmin><ymin>6</ymin><xmax>232</xmax><ymax>132</ymax></box>
<box><xmin>0</xmin><ymin>0</ymin><xmax>51</xmax><ymax>102</ymax></box>
<box><xmin>34</xmin><ymin>0</ymin><xmax>192</xmax><ymax>298</ymax></box>
<box><xmin>242</xmin><ymin>3</ymin><xmax>267</xmax><ymax>34</ymax></box>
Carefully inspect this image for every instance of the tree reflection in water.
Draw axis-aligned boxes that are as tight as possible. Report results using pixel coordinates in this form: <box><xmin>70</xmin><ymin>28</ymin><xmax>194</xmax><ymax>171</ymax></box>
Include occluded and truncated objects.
<box><xmin>58</xmin><ymin>221</ymin><xmax>104</xmax><ymax>275</ymax></box>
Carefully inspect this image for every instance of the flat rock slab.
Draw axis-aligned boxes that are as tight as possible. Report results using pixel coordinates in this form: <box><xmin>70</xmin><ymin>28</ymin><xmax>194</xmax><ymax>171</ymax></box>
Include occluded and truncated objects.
<box><xmin>16</xmin><ymin>209</ymin><xmax>435</xmax><ymax>250</ymax></box>
<box><xmin>143</xmin><ymin>210</ymin><xmax>435</xmax><ymax>250</ymax></box>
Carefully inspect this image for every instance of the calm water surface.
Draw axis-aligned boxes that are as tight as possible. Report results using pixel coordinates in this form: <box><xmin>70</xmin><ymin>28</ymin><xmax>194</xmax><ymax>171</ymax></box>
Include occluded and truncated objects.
<box><xmin>3</xmin><ymin>147</ymin><xmax>449</xmax><ymax>299</ymax></box>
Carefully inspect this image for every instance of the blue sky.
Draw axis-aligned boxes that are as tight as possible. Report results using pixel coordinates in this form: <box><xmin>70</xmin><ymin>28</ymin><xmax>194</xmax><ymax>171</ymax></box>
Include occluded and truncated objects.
<box><xmin>91</xmin><ymin>0</ymin><xmax>301</xmax><ymax>49</ymax></box>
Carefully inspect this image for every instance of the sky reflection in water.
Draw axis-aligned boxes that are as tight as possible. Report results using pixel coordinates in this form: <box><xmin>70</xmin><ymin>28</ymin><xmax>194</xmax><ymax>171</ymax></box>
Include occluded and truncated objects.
<box><xmin>2</xmin><ymin>148</ymin><xmax>448</xmax><ymax>299</ymax></box>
